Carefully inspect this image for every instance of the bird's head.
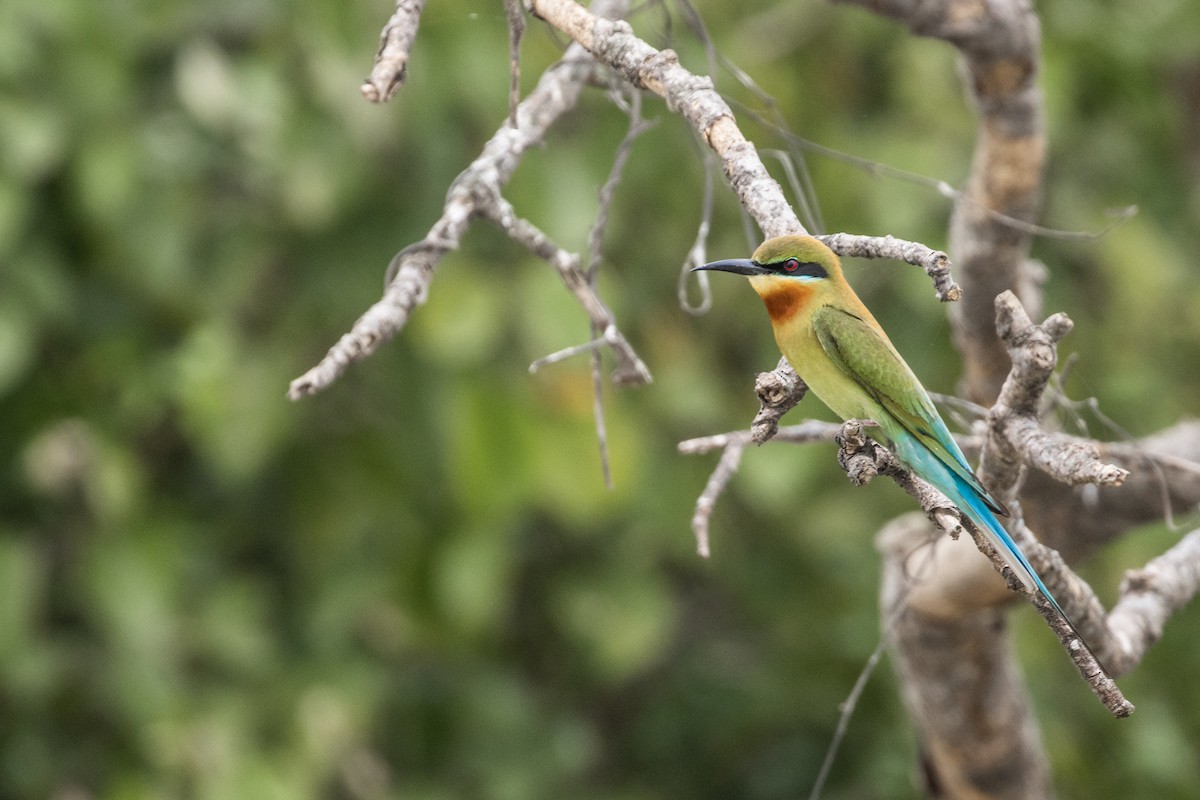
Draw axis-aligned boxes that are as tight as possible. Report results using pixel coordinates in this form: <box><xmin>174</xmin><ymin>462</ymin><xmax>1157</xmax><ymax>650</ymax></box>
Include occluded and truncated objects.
<box><xmin>692</xmin><ymin>235</ymin><xmax>843</xmax><ymax>322</ymax></box>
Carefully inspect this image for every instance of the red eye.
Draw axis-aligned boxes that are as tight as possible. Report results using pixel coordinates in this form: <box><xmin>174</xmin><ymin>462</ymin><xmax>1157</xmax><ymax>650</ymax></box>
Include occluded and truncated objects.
<box><xmin>784</xmin><ymin>258</ymin><xmax>799</xmax><ymax>272</ymax></box>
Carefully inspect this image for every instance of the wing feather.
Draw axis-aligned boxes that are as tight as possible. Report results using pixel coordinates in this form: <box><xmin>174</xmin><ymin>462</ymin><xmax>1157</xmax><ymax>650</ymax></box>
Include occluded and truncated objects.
<box><xmin>811</xmin><ymin>305</ymin><xmax>1007</xmax><ymax>516</ymax></box>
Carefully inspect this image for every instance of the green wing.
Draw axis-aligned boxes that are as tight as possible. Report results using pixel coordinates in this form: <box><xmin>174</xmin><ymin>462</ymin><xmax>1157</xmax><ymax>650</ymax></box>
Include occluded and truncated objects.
<box><xmin>811</xmin><ymin>305</ymin><xmax>1006</xmax><ymax>515</ymax></box>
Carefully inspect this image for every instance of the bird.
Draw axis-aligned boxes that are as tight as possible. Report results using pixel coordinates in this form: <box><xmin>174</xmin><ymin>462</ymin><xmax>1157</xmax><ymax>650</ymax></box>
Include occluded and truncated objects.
<box><xmin>694</xmin><ymin>233</ymin><xmax>1090</xmax><ymax>647</ymax></box>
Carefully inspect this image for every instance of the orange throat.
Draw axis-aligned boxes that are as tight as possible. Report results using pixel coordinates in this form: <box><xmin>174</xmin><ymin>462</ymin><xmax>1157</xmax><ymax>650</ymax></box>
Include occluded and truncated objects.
<box><xmin>758</xmin><ymin>280</ymin><xmax>815</xmax><ymax>324</ymax></box>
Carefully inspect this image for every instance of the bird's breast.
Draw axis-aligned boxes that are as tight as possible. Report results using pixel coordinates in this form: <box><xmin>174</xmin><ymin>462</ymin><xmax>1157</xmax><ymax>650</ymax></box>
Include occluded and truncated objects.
<box><xmin>769</xmin><ymin>302</ymin><xmax>880</xmax><ymax>423</ymax></box>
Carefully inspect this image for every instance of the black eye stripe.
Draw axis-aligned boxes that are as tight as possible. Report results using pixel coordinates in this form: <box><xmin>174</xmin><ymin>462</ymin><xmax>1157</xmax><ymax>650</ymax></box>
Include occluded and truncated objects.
<box><xmin>766</xmin><ymin>259</ymin><xmax>827</xmax><ymax>279</ymax></box>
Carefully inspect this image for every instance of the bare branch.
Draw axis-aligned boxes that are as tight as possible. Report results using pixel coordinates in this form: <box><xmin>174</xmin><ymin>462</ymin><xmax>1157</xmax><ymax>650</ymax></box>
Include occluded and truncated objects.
<box><xmin>764</xmin><ymin>149</ymin><xmax>825</xmax><ymax>238</ymax></box>
<box><xmin>677</xmin><ymin>160</ymin><xmax>716</xmax><ymax>316</ymax></box>
<box><xmin>815</xmin><ymin>232</ymin><xmax>961</xmax><ymax>302</ymax></box>
<box><xmin>590</xmin><ymin>335</ymin><xmax>613</xmax><ymax>489</ymax></box>
<box><xmin>679</xmin><ymin>420</ymin><xmax>842</xmax><ymax>456</ymax></box>
<box><xmin>679</xmin><ymin>420</ymin><xmax>843</xmax><ymax>558</ymax></box>
<box><xmin>688</xmin><ymin>440</ymin><xmax>744</xmax><ymax>558</ymax></box>
<box><xmin>481</xmin><ymin>197</ymin><xmax>651</xmax><ymax>386</ymax></box>
<box><xmin>1005</xmin><ymin>421</ymin><xmax>1130</xmax><ymax>487</ymax></box>
<box><xmin>741</xmin><ymin>111</ymin><xmax>1134</xmax><ymax>244</ymax></box>
<box><xmin>503</xmin><ymin>0</ymin><xmax>526</xmax><ymax>123</ymax></box>
<box><xmin>751</xmin><ymin>359</ymin><xmax>808</xmax><ymax>444</ymax></box>
<box><xmin>1020</xmin><ymin>421</ymin><xmax>1200</xmax><ymax>564</ymax></box>
<box><xmin>527</xmin><ymin>0</ymin><xmax>805</xmax><ymax>238</ymax></box>
<box><xmin>581</xmin><ymin>87</ymin><xmax>654</xmax><ymax>487</ymax></box>
<box><xmin>1107</xmin><ymin>528</ymin><xmax>1200</xmax><ymax>674</ymax></box>
<box><xmin>290</xmin><ymin>0</ymin><xmax>630</xmax><ymax>399</ymax></box>
<box><xmin>586</xmin><ymin>89</ymin><xmax>653</xmax><ymax>277</ymax></box>
<box><xmin>288</xmin><ymin>240</ymin><xmax>445</xmax><ymax>399</ymax></box>
<box><xmin>981</xmin><ymin>291</ymin><xmax>1129</xmax><ymax>498</ymax></box>
<box><xmin>361</xmin><ymin>0</ymin><xmax>427</xmax><ymax>103</ymax></box>
<box><xmin>529</xmin><ymin>338</ymin><xmax>606</xmax><ymax>373</ymax></box>
<box><xmin>809</xmin><ymin>626</ymin><xmax>894</xmax><ymax>800</ymax></box>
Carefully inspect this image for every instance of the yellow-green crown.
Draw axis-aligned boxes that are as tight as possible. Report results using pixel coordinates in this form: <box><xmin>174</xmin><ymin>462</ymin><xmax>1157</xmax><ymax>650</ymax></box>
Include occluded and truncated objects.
<box><xmin>751</xmin><ymin>235</ymin><xmax>842</xmax><ymax>277</ymax></box>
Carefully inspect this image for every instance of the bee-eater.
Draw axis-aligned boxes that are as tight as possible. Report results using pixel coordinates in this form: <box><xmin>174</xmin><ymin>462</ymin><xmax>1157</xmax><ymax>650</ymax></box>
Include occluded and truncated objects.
<box><xmin>694</xmin><ymin>234</ymin><xmax>1080</xmax><ymax>633</ymax></box>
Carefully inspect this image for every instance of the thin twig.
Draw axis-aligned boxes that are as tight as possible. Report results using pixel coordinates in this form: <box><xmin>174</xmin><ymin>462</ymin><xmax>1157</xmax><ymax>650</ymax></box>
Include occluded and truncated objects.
<box><xmin>678</xmin><ymin>420</ymin><xmax>842</xmax><ymax>456</ymax></box>
<box><xmin>361</xmin><ymin>0</ymin><xmax>428</xmax><ymax>102</ymax></box>
<box><xmin>680</xmin><ymin>420</ymin><xmax>842</xmax><ymax>557</ymax></box>
<box><xmin>677</xmin><ymin>158</ymin><xmax>715</xmax><ymax>316</ymax></box>
<box><xmin>809</xmin><ymin>632</ymin><xmax>891</xmax><ymax>800</ymax></box>
<box><xmin>482</xmin><ymin>197</ymin><xmax>651</xmax><ymax>386</ymax></box>
<box><xmin>809</xmin><ymin>531</ymin><xmax>942</xmax><ymax>800</ymax></box>
<box><xmin>586</xmin><ymin>89</ymin><xmax>653</xmax><ymax>278</ymax></box>
<box><xmin>529</xmin><ymin>338</ymin><xmax>605</xmax><ymax>373</ymax></box>
<box><xmin>589</xmin><ymin>323</ymin><xmax>613</xmax><ymax>489</ymax></box>
<box><xmin>765</xmin><ymin>149</ymin><xmax>825</xmax><ymax>236</ymax></box>
<box><xmin>688</xmin><ymin>440</ymin><xmax>744</xmax><ymax>558</ymax></box>
<box><xmin>503</xmin><ymin>0</ymin><xmax>526</xmax><ymax>124</ymax></box>
<box><xmin>583</xmin><ymin>87</ymin><xmax>654</xmax><ymax>487</ymax></box>
<box><xmin>1052</xmin><ymin>385</ymin><xmax>1195</xmax><ymax>530</ymax></box>
<box><xmin>726</xmin><ymin>95</ymin><xmax>1137</xmax><ymax>243</ymax></box>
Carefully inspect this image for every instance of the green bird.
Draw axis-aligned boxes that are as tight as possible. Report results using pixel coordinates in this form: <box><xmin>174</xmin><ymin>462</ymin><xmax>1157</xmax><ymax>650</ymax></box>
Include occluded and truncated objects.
<box><xmin>694</xmin><ymin>234</ymin><xmax>1084</xmax><ymax>638</ymax></box>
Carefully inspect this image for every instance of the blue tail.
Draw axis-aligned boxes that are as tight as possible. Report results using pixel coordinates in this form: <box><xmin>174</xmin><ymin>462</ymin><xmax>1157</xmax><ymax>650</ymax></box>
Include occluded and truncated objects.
<box><xmin>895</xmin><ymin>439</ymin><xmax>1069</xmax><ymax>620</ymax></box>
<box><xmin>943</xmin><ymin>471</ymin><xmax>1105</xmax><ymax>668</ymax></box>
<box><xmin>866</xmin><ymin>394</ymin><xmax>1102</xmax><ymax>665</ymax></box>
<box><xmin>949</xmin><ymin>471</ymin><xmax>1066</xmax><ymax>617</ymax></box>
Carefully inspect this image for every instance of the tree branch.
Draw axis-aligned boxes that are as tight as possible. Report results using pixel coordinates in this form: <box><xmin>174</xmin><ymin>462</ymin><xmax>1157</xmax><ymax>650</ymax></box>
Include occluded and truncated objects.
<box><xmin>480</xmin><ymin>197</ymin><xmax>650</xmax><ymax>386</ymax></box>
<box><xmin>1107</xmin><ymin>528</ymin><xmax>1200</xmax><ymax>674</ymax></box>
<box><xmin>289</xmin><ymin>0</ymin><xmax>629</xmax><ymax>399</ymax></box>
<box><xmin>815</xmin><ymin>233</ymin><xmax>960</xmax><ymax>302</ymax></box>
<box><xmin>503</xmin><ymin>0</ymin><xmax>526</xmax><ymax>123</ymax></box>
<box><xmin>527</xmin><ymin>0</ymin><xmax>804</xmax><ymax>238</ymax></box>
<box><xmin>1022</xmin><ymin>421</ymin><xmax>1200</xmax><ymax>561</ymax></box>
<box><xmin>750</xmin><ymin>358</ymin><xmax>808</xmax><ymax>444</ymax></box>
<box><xmin>679</xmin><ymin>421</ymin><xmax>843</xmax><ymax>558</ymax></box>
<box><xmin>361</xmin><ymin>0</ymin><xmax>428</xmax><ymax>103</ymax></box>
<box><xmin>835</xmin><ymin>421</ymin><xmax>1131</xmax><ymax>716</ymax></box>
<box><xmin>980</xmin><ymin>290</ymin><xmax>1129</xmax><ymax>501</ymax></box>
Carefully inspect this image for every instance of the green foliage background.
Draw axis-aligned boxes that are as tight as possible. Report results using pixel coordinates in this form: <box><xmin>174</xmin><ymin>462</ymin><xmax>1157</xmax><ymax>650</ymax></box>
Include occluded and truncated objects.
<box><xmin>2</xmin><ymin>0</ymin><xmax>1199</xmax><ymax>797</ymax></box>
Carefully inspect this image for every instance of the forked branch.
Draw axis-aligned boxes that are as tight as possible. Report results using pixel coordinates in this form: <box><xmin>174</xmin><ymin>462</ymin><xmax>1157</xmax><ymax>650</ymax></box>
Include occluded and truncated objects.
<box><xmin>290</xmin><ymin>0</ymin><xmax>631</xmax><ymax>399</ymax></box>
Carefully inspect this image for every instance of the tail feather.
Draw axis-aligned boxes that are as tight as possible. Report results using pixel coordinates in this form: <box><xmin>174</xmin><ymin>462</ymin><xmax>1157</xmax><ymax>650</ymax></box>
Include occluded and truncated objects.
<box><xmin>952</xmin><ymin>473</ymin><xmax>1056</xmax><ymax>606</ymax></box>
<box><xmin>895</xmin><ymin>439</ymin><xmax>1091</xmax><ymax>637</ymax></box>
<box><xmin>945</xmin><ymin>471</ymin><xmax>1105</xmax><ymax>670</ymax></box>
<box><xmin>869</xmin><ymin>410</ymin><xmax>1107</xmax><ymax>669</ymax></box>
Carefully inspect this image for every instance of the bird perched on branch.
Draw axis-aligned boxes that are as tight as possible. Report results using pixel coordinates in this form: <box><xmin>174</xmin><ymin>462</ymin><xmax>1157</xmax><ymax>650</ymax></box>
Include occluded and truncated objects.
<box><xmin>694</xmin><ymin>234</ymin><xmax>1087</xmax><ymax>643</ymax></box>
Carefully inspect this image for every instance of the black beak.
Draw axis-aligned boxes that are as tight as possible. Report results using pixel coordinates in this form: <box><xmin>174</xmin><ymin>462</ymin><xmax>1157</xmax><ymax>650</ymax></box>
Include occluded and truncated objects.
<box><xmin>691</xmin><ymin>258</ymin><xmax>770</xmax><ymax>276</ymax></box>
